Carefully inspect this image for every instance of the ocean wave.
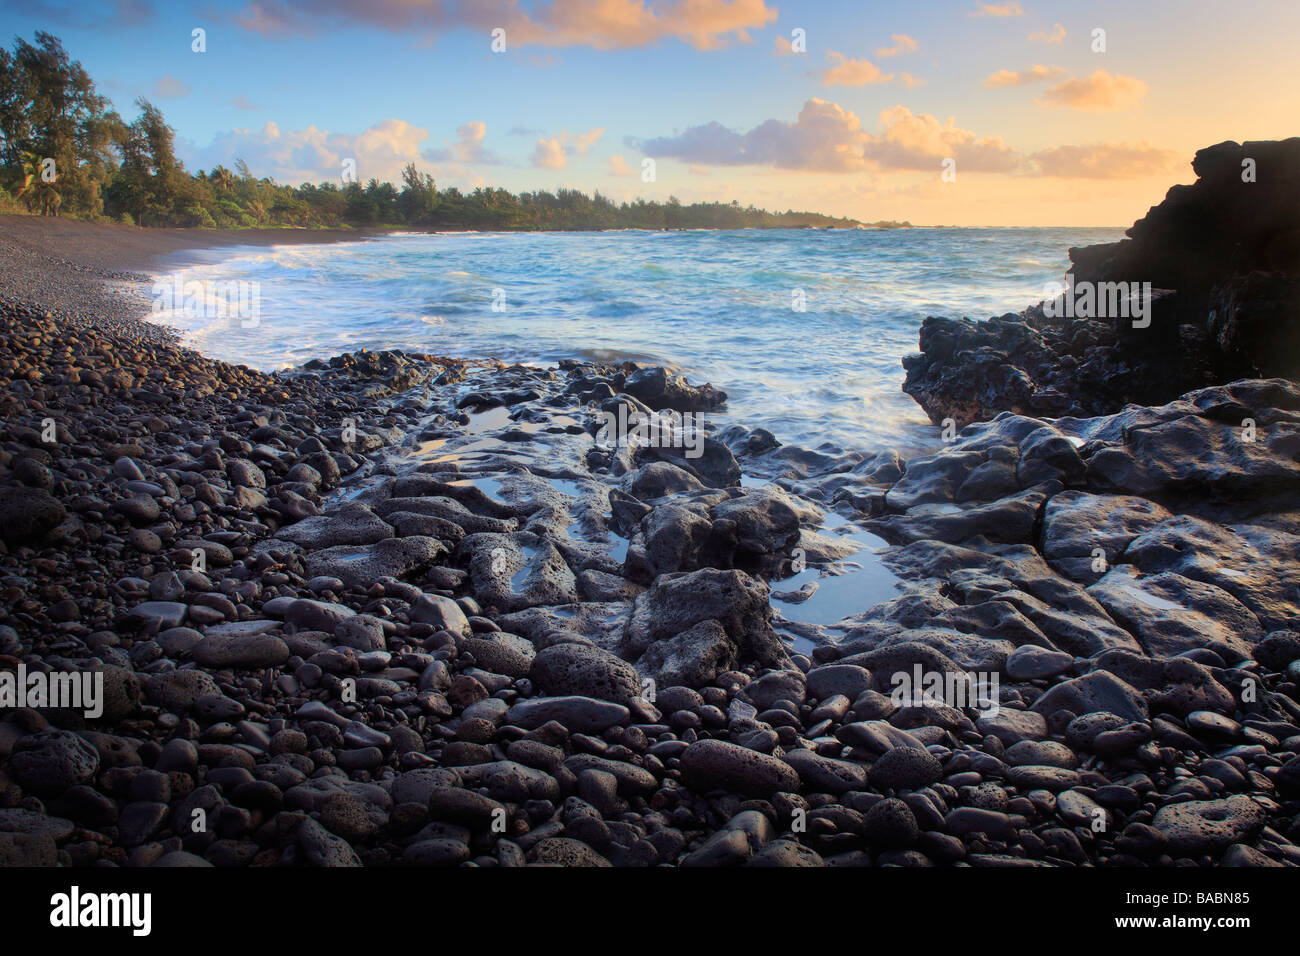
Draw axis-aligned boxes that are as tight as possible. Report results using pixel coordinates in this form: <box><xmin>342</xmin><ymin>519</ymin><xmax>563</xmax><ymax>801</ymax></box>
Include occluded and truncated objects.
<box><xmin>145</xmin><ymin>227</ymin><xmax>1123</xmax><ymax>451</ymax></box>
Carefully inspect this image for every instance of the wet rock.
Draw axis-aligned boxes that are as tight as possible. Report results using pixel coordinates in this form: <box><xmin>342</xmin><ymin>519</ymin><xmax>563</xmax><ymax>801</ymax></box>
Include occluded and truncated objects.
<box><xmin>1005</xmin><ymin>645</ymin><xmax>1074</xmax><ymax>681</ymax></box>
<box><xmin>145</xmin><ymin>669</ymin><xmax>222</xmax><ymax>711</ymax></box>
<box><xmin>1088</xmin><ymin>564</ymin><xmax>1261</xmax><ymax>661</ymax></box>
<box><xmin>528</xmin><ymin>836</ymin><xmax>612</xmax><ymax>867</ymax></box>
<box><xmin>461</xmin><ymin>633</ymin><xmax>536</xmax><ymax>678</ymax></box>
<box><xmin>680</xmin><ymin>739</ymin><xmax>801</xmax><ymax>796</ymax></box>
<box><xmin>530</xmin><ymin>642</ymin><xmax>642</xmax><ymax>705</ymax></box>
<box><xmin>283</xmin><ymin>598</ymin><xmax>355</xmax><ymax>632</ymax></box>
<box><xmin>192</xmin><ymin>627</ymin><xmax>290</xmax><ymax>669</ymax></box>
<box><xmin>867</xmin><ymin>746</ymin><xmax>943</xmax><ymax>790</ymax></box>
<box><xmin>637</xmin><ymin>620</ymin><xmax>736</xmax><ymax>690</ymax></box>
<box><xmin>9</xmin><ymin>729</ymin><xmax>100</xmax><ymax>794</ymax></box>
<box><xmin>1029</xmin><ymin>670</ymin><xmax>1148</xmax><ymax>723</ymax></box>
<box><xmin>461</xmin><ymin>531</ymin><xmax>579</xmax><ymax>611</ymax></box>
<box><xmin>305</xmin><ymin>536</ymin><xmax>445</xmax><ymax>589</ymax></box>
<box><xmin>410</xmin><ymin>593</ymin><xmax>471</xmax><ymax>637</ymax></box>
<box><xmin>624</xmin><ymin>567</ymin><xmax>791</xmax><ymax>672</ymax></box>
<box><xmin>277</xmin><ymin>501</ymin><xmax>394</xmax><ymax>548</ymax></box>
<box><xmin>0</xmin><ymin>487</ymin><xmax>67</xmax><ymax>546</ymax></box>
<box><xmin>125</xmin><ymin>601</ymin><xmax>188</xmax><ymax>630</ymax></box>
<box><xmin>1152</xmin><ymin>796</ymin><xmax>1266</xmax><ymax>855</ymax></box>
<box><xmin>622</xmin><ymin>365</ymin><xmax>727</xmax><ymax>412</ymax></box>
<box><xmin>1041</xmin><ymin>491</ymin><xmax>1172</xmax><ymax>583</ymax></box>
<box><xmin>506</xmin><ymin>696</ymin><xmax>630</xmax><ymax>734</ymax></box>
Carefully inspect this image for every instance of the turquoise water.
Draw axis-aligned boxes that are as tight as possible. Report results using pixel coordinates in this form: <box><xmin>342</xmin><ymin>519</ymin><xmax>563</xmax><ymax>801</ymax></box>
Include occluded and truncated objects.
<box><xmin>149</xmin><ymin>227</ymin><xmax>1122</xmax><ymax>451</ymax></box>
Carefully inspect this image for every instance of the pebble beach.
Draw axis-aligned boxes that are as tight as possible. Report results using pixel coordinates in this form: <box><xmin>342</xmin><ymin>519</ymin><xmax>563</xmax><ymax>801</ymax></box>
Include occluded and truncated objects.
<box><xmin>1</xmin><ymin>185</ymin><xmax>1299</xmax><ymax>871</ymax></box>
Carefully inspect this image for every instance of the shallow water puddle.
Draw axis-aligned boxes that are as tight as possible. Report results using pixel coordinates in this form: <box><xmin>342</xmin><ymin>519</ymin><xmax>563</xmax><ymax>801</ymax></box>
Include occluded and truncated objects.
<box><xmin>547</xmin><ymin>477</ymin><xmax>585</xmax><ymax>499</ymax></box>
<box><xmin>606</xmin><ymin>531</ymin><xmax>630</xmax><ymax>564</ymax></box>
<box><xmin>413</xmin><ymin>437</ymin><xmax>448</xmax><ymax>457</ymax></box>
<box><xmin>448</xmin><ymin>475</ymin><xmax>505</xmax><ymax>500</ymax></box>
<box><xmin>510</xmin><ymin>544</ymin><xmax>543</xmax><ymax>591</ymax></box>
<box><xmin>464</xmin><ymin>406</ymin><xmax>512</xmax><ymax>435</ymax></box>
<box><xmin>911</xmin><ymin>502</ymin><xmax>963</xmax><ymax>516</ymax></box>
<box><xmin>1123</xmin><ymin>585</ymin><xmax>1185</xmax><ymax>612</ymax></box>
<box><xmin>773</xmin><ymin>517</ymin><xmax>902</xmax><ymax>630</ymax></box>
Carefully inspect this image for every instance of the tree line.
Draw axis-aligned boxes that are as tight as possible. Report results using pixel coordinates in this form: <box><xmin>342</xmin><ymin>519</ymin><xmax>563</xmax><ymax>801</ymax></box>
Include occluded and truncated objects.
<box><xmin>0</xmin><ymin>33</ymin><xmax>910</xmax><ymax>232</ymax></box>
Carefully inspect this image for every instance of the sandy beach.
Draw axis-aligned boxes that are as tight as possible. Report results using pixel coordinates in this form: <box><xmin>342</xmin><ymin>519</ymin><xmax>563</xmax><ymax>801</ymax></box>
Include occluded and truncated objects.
<box><xmin>0</xmin><ymin>215</ymin><xmax>389</xmax><ymax>335</ymax></box>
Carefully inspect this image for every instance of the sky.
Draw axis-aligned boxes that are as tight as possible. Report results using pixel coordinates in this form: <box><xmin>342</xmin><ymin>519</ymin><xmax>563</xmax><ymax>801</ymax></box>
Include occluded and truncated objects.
<box><xmin>3</xmin><ymin>0</ymin><xmax>1298</xmax><ymax>225</ymax></box>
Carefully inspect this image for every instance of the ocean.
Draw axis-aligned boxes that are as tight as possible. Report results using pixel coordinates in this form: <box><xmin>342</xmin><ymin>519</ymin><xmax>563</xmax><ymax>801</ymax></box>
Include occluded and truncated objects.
<box><xmin>147</xmin><ymin>226</ymin><xmax>1123</xmax><ymax>454</ymax></box>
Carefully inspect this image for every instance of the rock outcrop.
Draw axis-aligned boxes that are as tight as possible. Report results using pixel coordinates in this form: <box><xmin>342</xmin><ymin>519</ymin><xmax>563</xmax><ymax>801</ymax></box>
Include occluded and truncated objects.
<box><xmin>903</xmin><ymin>138</ymin><xmax>1300</xmax><ymax>427</ymax></box>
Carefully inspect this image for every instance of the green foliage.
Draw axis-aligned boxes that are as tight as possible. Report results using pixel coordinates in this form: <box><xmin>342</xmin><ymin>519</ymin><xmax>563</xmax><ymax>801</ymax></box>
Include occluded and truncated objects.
<box><xmin>0</xmin><ymin>33</ymin><xmax>904</xmax><ymax>233</ymax></box>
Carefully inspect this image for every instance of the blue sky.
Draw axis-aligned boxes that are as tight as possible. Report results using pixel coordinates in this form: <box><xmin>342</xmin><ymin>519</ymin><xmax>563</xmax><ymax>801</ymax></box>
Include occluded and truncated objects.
<box><xmin>3</xmin><ymin>0</ymin><xmax>1297</xmax><ymax>224</ymax></box>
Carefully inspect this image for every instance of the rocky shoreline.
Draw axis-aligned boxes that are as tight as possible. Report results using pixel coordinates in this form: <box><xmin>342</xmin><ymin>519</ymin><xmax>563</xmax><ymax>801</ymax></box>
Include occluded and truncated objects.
<box><xmin>903</xmin><ymin>138</ymin><xmax>1300</xmax><ymax>428</ymax></box>
<box><xmin>2</xmin><ymin>184</ymin><xmax>1299</xmax><ymax>867</ymax></box>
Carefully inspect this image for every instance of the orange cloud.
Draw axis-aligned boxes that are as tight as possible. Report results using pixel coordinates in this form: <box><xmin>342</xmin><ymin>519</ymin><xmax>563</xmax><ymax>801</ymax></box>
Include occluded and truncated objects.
<box><xmin>607</xmin><ymin>154</ymin><xmax>635</xmax><ymax>177</ymax></box>
<box><xmin>1029</xmin><ymin>22</ymin><xmax>1066</xmax><ymax>44</ymax></box>
<box><xmin>531</xmin><ymin>137</ymin><xmax>567</xmax><ymax>169</ymax></box>
<box><xmin>1038</xmin><ymin>70</ymin><xmax>1149</xmax><ymax>110</ymax></box>
<box><xmin>634</xmin><ymin>99</ymin><xmax>1019</xmax><ymax>174</ymax></box>
<box><xmin>1027</xmin><ymin>142</ymin><xmax>1177</xmax><ymax>178</ymax></box>
<box><xmin>869</xmin><ymin>105</ymin><xmax>1021</xmax><ymax>173</ymax></box>
<box><xmin>187</xmin><ymin>118</ymin><xmax>431</xmax><ymax>185</ymax></box>
<box><xmin>968</xmin><ymin>2</ymin><xmax>1023</xmax><ymax>17</ymax></box>
<box><xmin>875</xmin><ymin>33</ymin><xmax>918</xmax><ymax>57</ymax></box>
<box><xmin>232</xmin><ymin>0</ymin><xmax>778</xmax><ymax>50</ymax></box>
<box><xmin>984</xmin><ymin>64</ymin><xmax>1067</xmax><ymax>87</ymax></box>
<box><xmin>532</xmin><ymin>128</ymin><xmax>605</xmax><ymax>169</ymax></box>
<box><xmin>823</xmin><ymin>52</ymin><xmax>894</xmax><ymax>86</ymax></box>
<box><xmin>423</xmin><ymin>121</ymin><xmax>503</xmax><ymax>164</ymax></box>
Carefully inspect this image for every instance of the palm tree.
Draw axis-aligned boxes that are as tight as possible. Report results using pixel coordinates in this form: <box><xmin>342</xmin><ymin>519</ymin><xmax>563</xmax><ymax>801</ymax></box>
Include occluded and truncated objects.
<box><xmin>13</xmin><ymin>150</ymin><xmax>62</xmax><ymax>215</ymax></box>
<box><xmin>211</xmin><ymin>165</ymin><xmax>234</xmax><ymax>192</ymax></box>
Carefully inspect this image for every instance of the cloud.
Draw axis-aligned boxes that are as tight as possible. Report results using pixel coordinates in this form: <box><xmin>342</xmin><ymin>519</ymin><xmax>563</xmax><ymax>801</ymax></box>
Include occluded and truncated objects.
<box><xmin>228</xmin><ymin>0</ymin><xmax>777</xmax><ymax>50</ymax></box>
<box><xmin>875</xmin><ymin>34</ymin><xmax>917</xmax><ymax>57</ymax></box>
<box><xmin>1027</xmin><ymin>142</ymin><xmax>1178</xmax><ymax>178</ymax></box>
<box><xmin>968</xmin><ymin>2</ymin><xmax>1023</xmax><ymax>16</ymax></box>
<box><xmin>984</xmin><ymin>64</ymin><xmax>1067</xmax><ymax>88</ymax></box>
<box><xmin>1038</xmin><ymin>70</ymin><xmax>1149</xmax><ymax>110</ymax></box>
<box><xmin>180</xmin><ymin>118</ymin><xmax>430</xmax><ymax>185</ymax></box>
<box><xmin>572</xmin><ymin>128</ymin><xmax>606</xmax><ymax>153</ymax></box>
<box><xmin>152</xmin><ymin>75</ymin><xmax>191</xmax><ymax>98</ymax></box>
<box><xmin>823</xmin><ymin>52</ymin><xmax>894</xmax><ymax>86</ymax></box>
<box><xmin>607</xmin><ymin>154</ymin><xmax>635</xmax><ymax>177</ymax></box>
<box><xmin>773</xmin><ymin>34</ymin><xmax>794</xmax><ymax>56</ymax></box>
<box><xmin>507</xmin><ymin>126</ymin><xmax>543</xmax><ymax>136</ymax></box>
<box><xmin>1029</xmin><ymin>22</ymin><xmax>1066</xmax><ymax>44</ymax></box>
<box><xmin>899</xmin><ymin>73</ymin><xmax>925</xmax><ymax>88</ymax></box>
<box><xmin>531</xmin><ymin>136</ymin><xmax>568</xmax><ymax>169</ymax></box>
<box><xmin>232</xmin><ymin>95</ymin><xmax>263</xmax><ymax>110</ymax></box>
<box><xmin>423</xmin><ymin>121</ymin><xmax>503</xmax><ymax>164</ymax></box>
<box><xmin>688</xmin><ymin>164</ymin><xmax>710</xmax><ymax>175</ymax></box>
<box><xmin>866</xmin><ymin>105</ymin><xmax>1021</xmax><ymax>173</ymax></box>
<box><xmin>530</xmin><ymin>127</ymin><xmax>606</xmax><ymax>168</ymax></box>
<box><xmin>633</xmin><ymin>99</ymin><xmax>1019</xmax><ymax>174</ymax></box>
<box><xmin>631</xmin><ymin>100</ymin><xmax>1172</xmax><ymax>181</ymax></box>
